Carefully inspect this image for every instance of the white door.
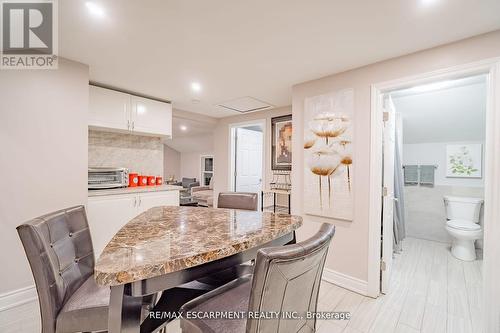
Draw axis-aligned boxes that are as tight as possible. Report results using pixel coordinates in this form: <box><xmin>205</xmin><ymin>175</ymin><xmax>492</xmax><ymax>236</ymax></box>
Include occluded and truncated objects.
<box><xmin>381</xmin><ymin>96</ymin><xmax>396</xmax><ymax>294</ymax></box>
<box><xmin>235</xmin><ymin>127</ymin><xmax>263</xmax><ymax>194</ymax></box>
<box><xmin>89</xmin><ymin>85</ymin><xmax>130</xmax><ymax>131</ymax></box>
<box><xmin>87</xmin><ymin>194</ymin><xmax>136</xmax><ymax>257</ymax></box>
<box><xmin>137</xmin><ymin>191</ymin><xmax>180</xmax><ymax>214</ymax></box>
<box><xmin>130</xmin><ymin>95</ymin><xmax>172</xmax><ymax>137</ymax></box>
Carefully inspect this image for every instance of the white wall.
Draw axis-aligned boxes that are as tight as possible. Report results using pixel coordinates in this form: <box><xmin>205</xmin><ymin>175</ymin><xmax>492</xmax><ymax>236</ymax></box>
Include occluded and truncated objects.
<box><xmin>164</xmin><ymin>145</ymin><xmax>181</xmax><ymax>180</ymax></box>
<box><xmin>291</xmin><ymin>31</ymin><xmax>500</xmax><ymax>291</ymax></box>
<box><xmin>403</xmin><ymin>141</ymin><xmax>484</xmax><ymax>187</ymax></box>
<box><xmin>181</xmin><ymin>151</ymin><xmax>213</xmax><ymax>181</ymax></box>
<box><xmin>0</xmin><ymin>59</ymin><xmax>89</xmax><ymax>297</ymax></box>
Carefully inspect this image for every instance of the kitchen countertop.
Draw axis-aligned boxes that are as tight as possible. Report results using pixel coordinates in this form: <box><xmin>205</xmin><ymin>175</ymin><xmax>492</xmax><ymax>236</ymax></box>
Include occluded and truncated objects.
<box><xmin>88</xmin><ymin>185</ymin><xmax>182</xmax><ymax>197</ymax></box>
<box><xmin>94</xmin><ymin>206</ymin><xmax>303</xmax><ymax>286</ymax></box>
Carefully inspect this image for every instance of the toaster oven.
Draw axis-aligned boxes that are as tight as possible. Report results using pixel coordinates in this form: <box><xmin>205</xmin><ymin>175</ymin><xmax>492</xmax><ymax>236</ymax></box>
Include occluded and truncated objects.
<box><xmin>88</xmin><ymin>167</ymin><xmax>129</xmax><ymax>189</ymax></box>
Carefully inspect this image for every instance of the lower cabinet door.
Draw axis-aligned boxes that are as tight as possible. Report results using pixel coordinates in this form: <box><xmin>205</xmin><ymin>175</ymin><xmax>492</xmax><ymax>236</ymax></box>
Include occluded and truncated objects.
<box><xmin>87</xmin><ymin>194</ymin><xmax>136</xmax><ymax>257</ymax></box>
<box><xmin>137</xmin><ymin>191</ymin><xmax>180</xmax><ymax>214</ymax></box>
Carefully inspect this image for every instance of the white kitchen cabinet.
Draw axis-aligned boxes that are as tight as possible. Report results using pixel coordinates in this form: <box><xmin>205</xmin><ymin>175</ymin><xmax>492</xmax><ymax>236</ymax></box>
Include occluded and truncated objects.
<box><xmin>130</xmin><ymin>95</ymin><xmax>172</xmax><ymax>136</ymax></box>
<box><xmin>86</xmin><ymin>194</ymin><xmax>137</xmax><ymax>257</ymax></box>
<box><xmin>89</xmin><ymin>85</ymin><xmax>130</xmax><ymax>131</ymax></box>
<box><xmin>89</xmin><ymin>85</ymin><xmax>172</xmax><ymax>137</ymax></box>
<box><xmin>87</xmin><ymin>190</ymin><xmax>179</xmax><ymax>256</ymax></box>
<box><xmin>137</xmin><ymin>191</ymin><xmax>179</xmax><ymax>214</ymax></box>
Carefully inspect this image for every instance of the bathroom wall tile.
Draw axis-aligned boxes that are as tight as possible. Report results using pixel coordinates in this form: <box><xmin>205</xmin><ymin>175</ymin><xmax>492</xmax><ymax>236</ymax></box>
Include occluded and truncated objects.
<box><xmin>404</xmin><ymin>185</ymin><xmax>484</xmax><ymax>246</ymax></box>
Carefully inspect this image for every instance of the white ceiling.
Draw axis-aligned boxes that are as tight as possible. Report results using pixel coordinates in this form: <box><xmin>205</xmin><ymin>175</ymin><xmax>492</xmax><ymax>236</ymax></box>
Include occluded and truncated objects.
<box><xmin>172</xmin><ymin>115</ymin><xmax>215</xmax><ymax>138</ymax></box>
<box><xmin>164</xmin><ymin>109</ymin><xmax>216</xmax><ymax>152</ymax></box>
<box><xmin>392</xmin><ymin>76</ymin><xmax>487</xmax><ymax>144</ymax></box>
<box><xmin>60</xmin><ymin>1</ymin><xmax>500</xmax><ymax>118</ymax></box>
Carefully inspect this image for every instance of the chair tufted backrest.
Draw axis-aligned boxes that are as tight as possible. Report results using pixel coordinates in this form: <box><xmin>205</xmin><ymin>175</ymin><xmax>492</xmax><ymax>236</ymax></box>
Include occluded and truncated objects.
<box><xmin>246</xmin><ymin>223</ymin><xmax>335</xmax><ymax>333</ymax></box>
<box><xmin>217</xmin><ymin>192</ymin><xmax>258</xmax><ymax>211</ymax></box>
<box><xmin>17</xmin><ymin>205</ymin><xmax>95</xmax><ymax>333</ymax></box>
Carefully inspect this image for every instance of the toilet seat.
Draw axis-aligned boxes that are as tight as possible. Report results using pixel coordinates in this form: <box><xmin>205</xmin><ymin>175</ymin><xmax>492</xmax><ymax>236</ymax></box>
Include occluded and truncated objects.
<box><xmin>447</xmin><ymin>219</ymin><xmax>480</xmax><ymax>231</ymax></box>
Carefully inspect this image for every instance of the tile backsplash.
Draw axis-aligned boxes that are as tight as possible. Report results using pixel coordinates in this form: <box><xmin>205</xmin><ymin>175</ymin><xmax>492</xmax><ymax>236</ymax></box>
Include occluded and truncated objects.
<box><xmin>89</xmin><ymin>130</ymin><xmax>164</xmax><ymax>176</ymax></box>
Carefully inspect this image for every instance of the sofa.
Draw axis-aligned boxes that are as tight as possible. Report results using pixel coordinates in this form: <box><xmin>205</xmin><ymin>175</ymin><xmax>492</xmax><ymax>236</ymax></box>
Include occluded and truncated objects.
<box><xmin>191</xmin><ymin>178</ymin><xmax>214</xmax><ymax>207</ymax></box>
<box><xmin>173</xmin><ymin>177</ymin><xmax>200</xmax><ymax>197</ymax></box>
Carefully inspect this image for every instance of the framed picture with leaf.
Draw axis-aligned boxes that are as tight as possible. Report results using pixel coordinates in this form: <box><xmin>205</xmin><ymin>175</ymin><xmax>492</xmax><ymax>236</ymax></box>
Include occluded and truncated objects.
<box><xmin>271</xmin><ymin>115</ymin><xmax>292</xmax><ymax>170</ymax></box>
<box><xmin>446</xmin><ymin>144</ymin><xmax>482</xmax><ymax>178</ymax></box>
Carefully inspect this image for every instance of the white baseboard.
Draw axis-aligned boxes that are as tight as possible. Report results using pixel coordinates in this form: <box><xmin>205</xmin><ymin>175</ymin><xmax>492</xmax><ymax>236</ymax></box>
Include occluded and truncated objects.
<box><xmin>0</xmin><ymin>285</ymin><xmax>37</xmax><ymax>312</ymax></box>
<box><xmin>0</xmin><ymin>272</ymin><xmax>366</xmax><ymax>312</ymax></box>
<box><xmin>322</xmin><ymin>268</ymin><xmax>369</xmax><ymax>296</ymax></box>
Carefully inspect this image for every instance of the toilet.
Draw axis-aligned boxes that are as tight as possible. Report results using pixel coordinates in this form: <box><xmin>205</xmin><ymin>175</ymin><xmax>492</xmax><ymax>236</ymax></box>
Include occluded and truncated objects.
<box><xmin>444</xmin><ymin>195</ymin><xmax>484</xmax><ymax>261</ymax></box>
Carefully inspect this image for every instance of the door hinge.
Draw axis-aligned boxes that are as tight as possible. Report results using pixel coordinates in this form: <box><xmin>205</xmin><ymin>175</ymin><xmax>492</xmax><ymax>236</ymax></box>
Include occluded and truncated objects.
<box><xmin>383</xmin><ymin>111</ymin><xmax>389</xmax><ymax>122</ymax></box>
<box><xmin>381</xmin><ymin>260</ymin><xmax>386</xmax><ymax>271</ymax></box>
<box><xmin>382</xmin><ymin>187</ymin><xmax>388</xmax><ymax>196</ymax></box>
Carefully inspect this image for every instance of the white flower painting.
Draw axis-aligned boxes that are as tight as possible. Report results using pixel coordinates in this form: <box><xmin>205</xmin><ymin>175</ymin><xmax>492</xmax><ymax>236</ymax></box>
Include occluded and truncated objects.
<box><xmin>304</xmin><ymin>89</ymin><xmax>354</xmax><ymax>221</ymax></box>
<box><xmin>446</xmin><ymin>144</ymin><xmax>482</xmax><ymax>178</ymax></box>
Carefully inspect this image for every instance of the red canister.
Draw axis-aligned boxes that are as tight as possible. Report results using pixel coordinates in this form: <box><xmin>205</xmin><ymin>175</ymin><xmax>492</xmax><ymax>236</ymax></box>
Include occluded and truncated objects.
<box><xmin>138</xmin><ymin>175</ymin><xmax>148</xmax><ymax>186</ymax></box>
<box><xmin>147</xmin><ymin>176</ymin><xmax>156</xmax><ymax>186</ymax></box>
<box><xmin>129</xmin><ymin>173</ymin><xmax>139</xmax><ymax>187</ymax></box>
<box><xmin>155</xmin><ymin>177</ymin><xmax>163</xmax><ymax>185</ymax></box>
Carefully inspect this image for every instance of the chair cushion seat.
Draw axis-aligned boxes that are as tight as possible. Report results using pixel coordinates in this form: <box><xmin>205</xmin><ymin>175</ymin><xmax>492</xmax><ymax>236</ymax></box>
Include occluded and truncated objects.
<box><xmin>56</xmin><ymin>276</ymin><xmax>109</xmax><ymax>333</ymax></box>
<box><xmin>180</xmin><ymin>277</ymin><xmax>252</xmax><ymax>333</ymax></box>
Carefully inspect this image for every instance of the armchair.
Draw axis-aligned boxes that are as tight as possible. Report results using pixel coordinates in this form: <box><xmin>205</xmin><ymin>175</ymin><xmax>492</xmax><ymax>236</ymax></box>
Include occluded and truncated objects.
<box><xmin>174</xmin><ymin>177</ymin><xmax>200</xmax><ymax>197</ymax></box>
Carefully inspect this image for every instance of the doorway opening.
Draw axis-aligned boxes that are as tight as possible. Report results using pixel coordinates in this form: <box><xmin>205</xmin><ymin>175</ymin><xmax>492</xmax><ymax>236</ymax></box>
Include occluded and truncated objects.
<box><xmin>369</xmin><ymin>60</ymin><xmax>500</xmax><ymax>332</ymax></box>
<box><xmin>229</xmin><ymin>121</ymin><xmax>265</xmax><ymax>199</ymax></box>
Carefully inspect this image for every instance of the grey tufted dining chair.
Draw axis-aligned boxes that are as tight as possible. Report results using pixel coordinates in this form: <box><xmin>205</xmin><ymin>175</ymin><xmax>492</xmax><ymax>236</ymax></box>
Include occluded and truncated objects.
<box><xmin>17</xmin><ymin>205</ymin><xmax>153</xmax><ymax>333</ymax></box>
<box><xmin>180</xmin><ymin>223</ymin><xmax>335</xmax><ymax>333</ymax></box>
<box><xmin>217</xmin><ymin>192</ymin><xmax>258</xmax><ymax>211</ymax></box>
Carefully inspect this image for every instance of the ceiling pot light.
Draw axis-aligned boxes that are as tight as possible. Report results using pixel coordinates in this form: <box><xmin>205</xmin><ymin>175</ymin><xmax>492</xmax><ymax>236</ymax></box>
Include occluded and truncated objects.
<box><xmin>180</xmin><ymin>125</ymin><xmax>187</xmax><ymax>131</ymax></box>
<box><xmin>85</xmin><ymin>2</ymin><xmax>105</xmax><ymax>17</ymax></box>
<box><xmin>191</xmin><ymin>82</ymin><xmax>202</xmax><ymax>92</ymax></box>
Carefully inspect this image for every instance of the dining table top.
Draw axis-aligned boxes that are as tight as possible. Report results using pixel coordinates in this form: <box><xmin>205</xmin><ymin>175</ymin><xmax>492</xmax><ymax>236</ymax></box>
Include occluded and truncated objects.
<box><xmin>94</xmin><ymin>206</ymin><xmax>303</xmax><ymax>286</ymax></box>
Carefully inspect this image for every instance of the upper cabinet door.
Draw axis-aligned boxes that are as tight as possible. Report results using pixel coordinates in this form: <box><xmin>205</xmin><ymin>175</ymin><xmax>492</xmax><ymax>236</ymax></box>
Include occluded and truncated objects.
<box><xmin>130</xmin><ymin>96</ymin><xmax>172</xmax><ymax>137</ymax></box>
<box><xmin>89</xmin><ymin>85</ymin><xmax>130</xmax><ymax>131</ymax></box>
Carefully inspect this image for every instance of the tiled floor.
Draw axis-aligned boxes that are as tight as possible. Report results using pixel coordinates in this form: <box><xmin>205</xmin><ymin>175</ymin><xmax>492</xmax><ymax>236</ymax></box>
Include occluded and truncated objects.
<box><xmin>0</xmin><ymin>238</ymin><xmax>482</xmax><ymax>333</ymax></box>
<box><xmin>315</xmin><ymin>237</ymin><xmax>483</xmax><ymax>333</ymax></box>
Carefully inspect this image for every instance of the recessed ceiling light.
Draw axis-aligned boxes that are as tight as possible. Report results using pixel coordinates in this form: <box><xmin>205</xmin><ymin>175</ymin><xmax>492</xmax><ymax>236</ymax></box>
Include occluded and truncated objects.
<box><xmin>191</xmin><ymin>82</ymin><xmax>202</xmax><ymax>92</ymax></box>
<box><xmin>180</xmin><ymin>125</ymin><xmax>187</xmax><ymax>131</ymax></box>
<box><xmin>85</xmin><ymin>2</ymin><xmax>105</xmax><ymax>18</ymax></box>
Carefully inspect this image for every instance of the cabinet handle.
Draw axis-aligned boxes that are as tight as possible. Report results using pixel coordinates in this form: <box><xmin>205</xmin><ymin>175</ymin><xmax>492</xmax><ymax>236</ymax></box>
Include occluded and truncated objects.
<box><xmin>132</xmin><ymin>121</ymin><xmax>135</xmax><ymax>130</ymax></box>
<box><xmin>127</xmin><ymin>119</ymin><xmax>130</xmax><ymax>130</ymax></box>
<box><xmin>139</xmin><ymin>196</ymin><xmax>141</xmax><ymax>206</ymax></box>
<box><xmin>133</xmin><ymin>196</ymin><xmax>137</xmax><ymax>207</ymax></box>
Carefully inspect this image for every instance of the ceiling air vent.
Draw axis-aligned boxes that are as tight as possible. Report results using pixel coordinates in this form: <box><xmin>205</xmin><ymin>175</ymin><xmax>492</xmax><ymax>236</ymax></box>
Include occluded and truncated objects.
<box><xmin>217</xmin><ymin>96</ymin><xmax>273</xmax><ymax>113</ymax></box>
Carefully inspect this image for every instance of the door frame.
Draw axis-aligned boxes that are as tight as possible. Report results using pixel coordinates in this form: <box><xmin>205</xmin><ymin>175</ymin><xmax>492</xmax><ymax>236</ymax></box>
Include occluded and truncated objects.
<box><xmin>228</xmin><ymin>119</ymin><xmax>266</xmax><ymax>192</ymax></box>
<box><xmin>367</xmin><ymin>58</ymin><xmax>500</xmax><ymax>331</ymax></box>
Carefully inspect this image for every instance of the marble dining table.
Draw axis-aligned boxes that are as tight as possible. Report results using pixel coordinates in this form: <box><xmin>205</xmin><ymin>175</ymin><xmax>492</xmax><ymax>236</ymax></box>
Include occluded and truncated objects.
<box><xmin>94</xmin><ymin>205</ymin><xmax>303</xmax><ymax>333</ymax></box>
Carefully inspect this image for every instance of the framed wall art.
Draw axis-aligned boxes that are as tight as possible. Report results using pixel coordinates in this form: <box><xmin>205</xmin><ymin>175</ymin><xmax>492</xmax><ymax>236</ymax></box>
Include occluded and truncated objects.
<box><xmin>303</xmin><ymin>89</ymin><xmax>354</xmax><ymax>221</ymax></box>
<box><xmin>271</xmin><ymin>115</ymin><xmax>293</xmax><ymax>171</ymax></box>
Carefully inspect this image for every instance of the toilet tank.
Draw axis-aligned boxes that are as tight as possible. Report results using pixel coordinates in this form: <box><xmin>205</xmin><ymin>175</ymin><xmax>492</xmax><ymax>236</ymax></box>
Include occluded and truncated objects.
<box><xmin>444</xmin><ymin>196</ymin><xmax>483</xmax><ymax>223</ymax></box>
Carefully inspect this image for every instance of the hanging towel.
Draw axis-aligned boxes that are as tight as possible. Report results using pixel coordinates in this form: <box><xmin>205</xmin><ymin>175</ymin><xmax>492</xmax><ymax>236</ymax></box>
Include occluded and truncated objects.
<box><xmin>420</xmin><ymin>165</ymin><xmax>436</xmax><ymax>186</ymax></box>
<box><xmin>403</xmin><ymin>165</ymin><xmax>418</xmax><ymax>185</ymax></box>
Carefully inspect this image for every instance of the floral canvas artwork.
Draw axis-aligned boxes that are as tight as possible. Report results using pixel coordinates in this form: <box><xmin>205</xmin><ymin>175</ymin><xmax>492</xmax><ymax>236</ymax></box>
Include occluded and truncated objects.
<box><xmin>303</xmin><ymin>89</ymin><xmax>354</xmax><ymax>221</ymax></box>
<box><xmin>446</xmin><ymin>144</ymin><xmax>482</xmax><ymax>178</ymax></box>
